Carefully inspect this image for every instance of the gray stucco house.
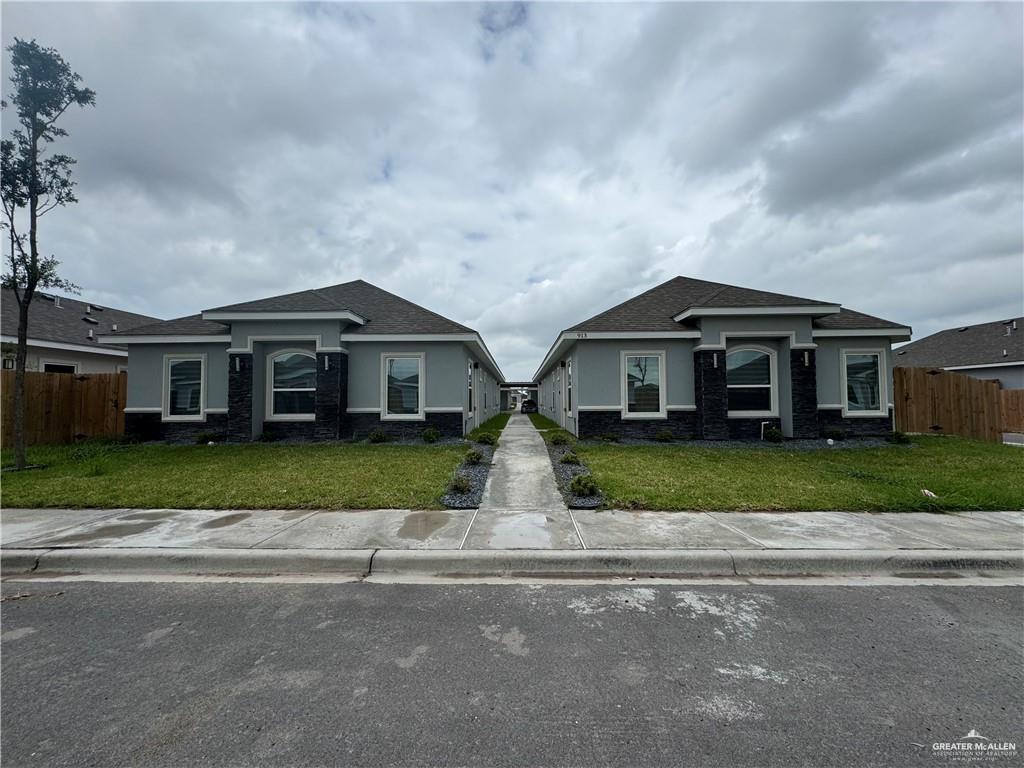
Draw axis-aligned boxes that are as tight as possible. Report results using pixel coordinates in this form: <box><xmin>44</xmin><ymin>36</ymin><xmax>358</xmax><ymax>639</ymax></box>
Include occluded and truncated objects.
<box><xmin>532</xmin><ymin>276</ymin><xmax>911</xmax><ymax>440</ymax></box>
<box><xmin>894</xmin><ymin>317</ymin><xmax>1023</xmax><ymax>390</ymax></box>
<box><xmin>99</xmin><ymin>280</ymin><xmax>503</xmax><ymax>442</ymax></box>
<box><xmin>1</xmin><ymin>288</ymin><xmax>158</xmax><ymax>374</ymax></box>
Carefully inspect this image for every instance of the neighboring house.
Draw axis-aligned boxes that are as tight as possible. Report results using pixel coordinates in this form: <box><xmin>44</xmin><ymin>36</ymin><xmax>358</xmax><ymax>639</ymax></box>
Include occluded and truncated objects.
<box><xmin>499</xmin><ymin>381</ymin><xmax>538</xmax><ymax>411</ymax></box>
<box><xmin>99</xmin><ymin>280</ymin><xmax>503</xmax><ymax>442</ymax></box>
<box><xmin>1</xmin><ymin>288</ymin><xmax>159</xmax><ymax>374</ymax></box>
<box><xmin>894</xmin><ymin>317</ymin><xmax>1023</xmax><ymax>389</ymax></box>
<box><xmin>532</xmin><ymin>276</ymin><xmax>911</xmax><ymax>440</ymax></box>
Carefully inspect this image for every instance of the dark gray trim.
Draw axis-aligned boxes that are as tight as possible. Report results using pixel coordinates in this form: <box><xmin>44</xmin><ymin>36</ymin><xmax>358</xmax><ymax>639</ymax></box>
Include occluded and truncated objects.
<box><xmin>818</xmin><ymin>407</ymin><xmax>894</xmax><ymax>437</ymax></box>
<box><xmin>790</xmin><ymin>348</ymin><xmax>819</xmax><ymax>439</ymax></box>
<box><xmin>576</xmin><ymin>410</ymin><xmax>697</xmax><ymax>440</ymax></box>
<box><xmin>694</xmin><ymin>350</ymin><xmax>728</xmax><ymax>439</ymax></box>
<box><xmin>227</xmin><ymin>353</ymin><xmax>254</xmax><ymax>442</ymax></box>
<box><xmin>125</xmin><ymin>412</ymin><xmax>228</xmax><ymax>443</ymax></box>
<box><xmin>349</xmin><ymin>412</ymin><xmax>463</xmax><ymax>441</ymax></box>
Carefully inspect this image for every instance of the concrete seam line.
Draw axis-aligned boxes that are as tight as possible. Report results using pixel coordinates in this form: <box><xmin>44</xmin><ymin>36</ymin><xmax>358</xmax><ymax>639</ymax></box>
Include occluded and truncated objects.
<box><xmin>566</xmin><ymin>509</ymin><xmax>587</xmax><ymax>550</ymax></box>
<box><xmin>458</xmin><ymin>508</ymin><xmax>480</xmax><ymax>551</ymax></box>
<box><xmin>246</xmin><ymin>510</ymin><xmax>321</xmax><ymax>549</ymax></box>
<box><xmin>704</xmin><ymin>512</ymin><xmax>768</xmax><ymax>547</ymax></box>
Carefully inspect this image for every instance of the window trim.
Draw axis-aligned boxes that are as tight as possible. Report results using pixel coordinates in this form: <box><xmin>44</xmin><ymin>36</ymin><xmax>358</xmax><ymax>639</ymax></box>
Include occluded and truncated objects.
<box><xmin>380</xmin><ymin>352</ymin><xmax>426</xmax><ymax>421</ymax></box>
<box><xmin>41</xmin><ymin>359</ymin><xmax>80</xmax><ymax>374</ymax></box>
<box><xmin>840</xmin><ymin>347</ymin><xmax>888</xmax><ymax>418</ymax></box>
<box><xmin>726</xmin><ymin>345</ymin><xmax>778</xmax><ymax>419</ymax></box>
<box><xmin>162</xmin><ymin>353</ymin><xmax>207</xmax><ymax>422</ymax></box>
<box><xmin>620</xmin><ymin>350</ymin><xmax>667</xmax><ymax>420</ymax></box>
<box><xmin>265</xmin><ymin>348</ymin><xmax>317</xmax><ymax>423</ymax></box>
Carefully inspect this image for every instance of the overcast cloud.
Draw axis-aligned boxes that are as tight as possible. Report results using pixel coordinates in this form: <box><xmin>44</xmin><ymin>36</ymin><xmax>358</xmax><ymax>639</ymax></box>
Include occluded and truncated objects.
<box><xmin>2</xmin><ymin>1</ymin><xmax>1021</xmax><ymax>380</ymax></box>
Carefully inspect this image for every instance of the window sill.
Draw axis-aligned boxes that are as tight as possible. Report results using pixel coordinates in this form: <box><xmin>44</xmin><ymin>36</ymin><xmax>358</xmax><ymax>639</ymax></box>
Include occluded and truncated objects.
<box><xmin>381</xmin><ymin>414</ymin><xmax>426</xmax><ymax>422</ymax></box>
<box><xmin>621</xmin><ymin>412</ymin><xmax>668</xmax><ymax>420</ymax></box>
<box><xmin>265</xmin><ymin>414</ymin><xmax>315</xmax><ymax>422</ymax></box>
<box><xmin>728</xmin><ymin>412</ymin><xmax>778</xmax><ymax>419</ymax></box>
<box><xmin>841</xmin><ymin>410</ymin><xmax>889</xmax><ymax>418</ymax></box>
<box><xmin>162</xmin><ymin>415</ymin><xmax>206</xmax><ymax>423</ymax></box>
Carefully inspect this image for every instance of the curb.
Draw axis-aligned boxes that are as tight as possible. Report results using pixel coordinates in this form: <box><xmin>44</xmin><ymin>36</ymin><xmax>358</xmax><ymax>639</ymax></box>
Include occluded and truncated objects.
<box><xmin>2</xmin><ymin>548</ymin><xmax>375</xmax><ymax>577</ymax></box>
<box><xmin>3</xmin><ymin>547</ymin><xmax>1021</xmax><ymax>579</ymax></box>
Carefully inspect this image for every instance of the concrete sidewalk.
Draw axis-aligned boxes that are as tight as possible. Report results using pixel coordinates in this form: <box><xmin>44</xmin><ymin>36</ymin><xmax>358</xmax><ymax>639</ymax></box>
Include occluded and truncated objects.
<box><xmin>1</xmin><ymin>507</ymin><xmax>1021</xmax><ymax>579</ymax></box>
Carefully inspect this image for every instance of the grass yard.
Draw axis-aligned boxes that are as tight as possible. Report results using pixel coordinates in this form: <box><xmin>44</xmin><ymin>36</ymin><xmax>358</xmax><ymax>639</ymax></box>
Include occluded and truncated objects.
<box><xmin>468</xmin><ymin>413</ymin><xmax>511</xmax><ymax>443</ymax></box>
<box><xmin>527</xmin><ymin>412</ymin><xmax>560</xmax><ymax>431</ymax></box>
<box><xmin>575</xmin><ymin>436</ymin><xmax>1024</xmax><ymax>512</ymax></box>
<box><xmin>1</xmin><ymin>441</ymin><xmax>466</xmax><ymax>510</ymax></box>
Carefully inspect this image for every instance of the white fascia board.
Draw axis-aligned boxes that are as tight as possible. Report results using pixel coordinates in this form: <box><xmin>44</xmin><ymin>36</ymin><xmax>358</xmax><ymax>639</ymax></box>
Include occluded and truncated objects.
<box><xmin>533</xmin><ymin>330</ymin><xmax>701</xmax><ymax>382</ymax></box>
<box><xmin>1</xmin><ymin>336</ymin><xmax>129</xmax><ymax>358</ymax></box>
<box><xmin>942</xmin><ymin>361</ymin><xmax>1024</xmax><ymax>371</ymax></box>
<box><xmin>96</xmin><ymin>335</ymin><xmax>231</xmax><ymax>345</ymax></box>
<box><xmin>812</xmin><ymin>328</ymin><xmax>912</xmax><ymax>338</ymax></box>
<box><xmin>673</xmin><ymin>305</ymin><xmax>842</xmax><ymax>322</ymax></box>
<box><xmin>341</xmin><ymin>332</ymin><xmax>505</xmax><ymax>380</ymax></box>
<box><xmin>533</xmin><ymin>334</ymin><xmax>576</xmax><ymax>382</ymax></box>
<box><xmin>201</xmin><ymin>310</ymin><xmax>367</xmax><ymax>324</ymax></box>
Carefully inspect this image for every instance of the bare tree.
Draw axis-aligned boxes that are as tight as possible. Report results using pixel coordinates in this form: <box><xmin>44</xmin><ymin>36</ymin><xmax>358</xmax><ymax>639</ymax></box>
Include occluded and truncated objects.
<box><xmin>1</xmin><ymin>39</ymin><xmax>95</xmax><ymax>468</ymax></box>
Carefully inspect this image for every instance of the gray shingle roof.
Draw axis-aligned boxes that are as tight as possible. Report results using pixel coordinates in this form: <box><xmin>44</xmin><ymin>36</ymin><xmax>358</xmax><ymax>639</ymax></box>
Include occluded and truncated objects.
<box><xmin>1</xmin><ymin>288</ymin><xmax>160</xmax><ymax>349</ymax></box>
<box><xmin>117</xmin><ymin>314</ymin><xmax>229</xmax><ymax>337</ymax></box>
<box><xmin>565</xmin><ymin>276</ymin><xmax>902</xmax><ymax>333</ymax></box>
<box><xmin>114</xmin><ymin>280</ymin><xmax>473</xmax><ymax>337</ymax></box>
<box><xmin>894</xmin><ymin>317</ymin><xmax>1024</xmax><ymax>369</ymax></box>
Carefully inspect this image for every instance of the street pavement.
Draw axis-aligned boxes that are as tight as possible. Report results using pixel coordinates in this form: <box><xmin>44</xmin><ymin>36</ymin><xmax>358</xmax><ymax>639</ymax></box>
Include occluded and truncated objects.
<box><xmin>1</xmin><ymin>580</ymin><xmax>1021</xmax><ymax>767</ymax></box>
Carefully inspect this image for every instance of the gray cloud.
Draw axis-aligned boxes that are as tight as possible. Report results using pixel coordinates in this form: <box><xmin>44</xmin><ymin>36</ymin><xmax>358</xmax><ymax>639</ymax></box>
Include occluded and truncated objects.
<box><xmin>1</xmin><ymin>2</ymin><xmax>1021</xmax><ymax>380</ymax></box>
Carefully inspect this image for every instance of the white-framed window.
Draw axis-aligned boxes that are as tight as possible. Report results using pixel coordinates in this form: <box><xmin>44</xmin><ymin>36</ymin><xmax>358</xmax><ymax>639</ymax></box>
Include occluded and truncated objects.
<box><xmin>381</xmin><ymin>352</ymin><xmax>425</xmax><ymax>420</ymax></box>
<box><xmin>467</xmin><ymin>361</ymin><xmax>474</xmax><ymax>416</ymax></box>
<box><xmin>621</xmin><ymin>350</ymin><xmax>666</xmax><ymax>419</ymax></box>
<box><xmin>726</xmin><ymin>346</ymin><xmax>777</xmax><ymax>417</ymax></box>
<box><xmin>841</xmin><ymin>349</ymin><xmax>887</xmax><ymax>417</ymax></box>
<box><xmin>42</xmin><ymin>360</ymin><xmax>78</xmax><ymax>374</ymax></box>
<box><xmin>162</xmin><ymin>354</ymin><xmax>206</xmax><ymax>422</ymax></box>
<box><xmin>266</xmin><ymin>349</ymin><xmax>316</xmax><ymax>422</ymax></box>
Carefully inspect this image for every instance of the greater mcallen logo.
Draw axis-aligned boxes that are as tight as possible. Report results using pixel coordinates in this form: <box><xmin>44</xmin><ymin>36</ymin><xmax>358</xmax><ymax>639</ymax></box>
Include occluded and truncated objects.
<box><xmin>932</xmin><ymin>729</ymin><xmax>1018</xmax><ymax>761</ymax></box>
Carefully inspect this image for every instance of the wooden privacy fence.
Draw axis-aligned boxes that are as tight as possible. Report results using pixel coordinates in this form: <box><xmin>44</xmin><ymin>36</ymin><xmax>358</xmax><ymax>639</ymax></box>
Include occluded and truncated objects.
<box><xmin>0</xmin><ymin>371</ymin><xmax>127</xmax><ymax>447</ymax></box>
<box><xmin>894</xmin><ymin>366</ymin><xmax>1023</xmax><ymax>442</ymax></box>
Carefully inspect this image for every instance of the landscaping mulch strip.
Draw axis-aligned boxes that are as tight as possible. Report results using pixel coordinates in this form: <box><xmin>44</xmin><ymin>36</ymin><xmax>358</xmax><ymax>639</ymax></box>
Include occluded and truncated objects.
<box><xmin>441</xmin><ymin>443</ymin><xmax>495</xmax><ymax>509</ymax></box>
<box><xmin>546</xmin><ymin>442</ymin><xmax>603</xmax><ymax>509</ymax></box>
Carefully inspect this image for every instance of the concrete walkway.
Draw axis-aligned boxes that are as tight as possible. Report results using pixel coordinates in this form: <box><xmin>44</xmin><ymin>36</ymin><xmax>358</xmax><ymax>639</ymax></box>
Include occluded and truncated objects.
<box><xmin>462</xmin><ymin>413</ymin><xmax>580</xmax><ymax>549</ymax></box>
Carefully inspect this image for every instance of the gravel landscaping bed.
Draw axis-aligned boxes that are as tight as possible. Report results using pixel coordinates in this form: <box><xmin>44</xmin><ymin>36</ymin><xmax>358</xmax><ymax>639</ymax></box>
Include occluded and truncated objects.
<box><xmin>546</xmin><ymin>442</ymin><xmax>603</xmax><ymax>509</ymax></box>
<box><xmin>580</xmin><ymin>437</ymin><xmax>900</xmax><ymax>451</ymax></box>
<box><xmin>441</xmin><ymin>443</ymin><xmax>495</xmax><ymax>509</ymax></box>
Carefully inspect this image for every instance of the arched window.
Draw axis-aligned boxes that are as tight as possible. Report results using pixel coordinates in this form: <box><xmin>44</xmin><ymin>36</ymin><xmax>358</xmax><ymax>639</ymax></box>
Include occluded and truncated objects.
<box><xmin>726</xmin><ymin>347</ymin><xmax>775</xmax><ymax>416</ymax></box>
<box><xmin>268</xmin><ymin>350</ymin><xmax>316</xmax><ymax>420</ymax></box>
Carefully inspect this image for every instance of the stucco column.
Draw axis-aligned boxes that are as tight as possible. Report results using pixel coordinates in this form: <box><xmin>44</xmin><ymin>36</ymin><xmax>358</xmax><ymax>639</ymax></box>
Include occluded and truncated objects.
<box><xmin>315</xmin><ymin>351</ymin><xmax>347</xmax><ymax>440</ymax></box>
<box><xmin>227</xmin><ymin>352</ymin><xmax>253</xmax><ymax>442</ymax></box>
<box><xmin>694</xmin><ymin>349</ymin><xmax>728</xmax><ymax>439</ymax></box>
<box><xmin>790</xmin><ymin>348</ymin><xmax>819</xmax><ymax>438</ymax></box>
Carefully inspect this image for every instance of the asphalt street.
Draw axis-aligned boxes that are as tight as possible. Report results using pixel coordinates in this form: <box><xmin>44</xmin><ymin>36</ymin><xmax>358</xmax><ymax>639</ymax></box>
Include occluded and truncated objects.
<box><xmin>1</xmin><ymin>581</ymin><xmax>1021</xmax><ymax>768</ymax></box>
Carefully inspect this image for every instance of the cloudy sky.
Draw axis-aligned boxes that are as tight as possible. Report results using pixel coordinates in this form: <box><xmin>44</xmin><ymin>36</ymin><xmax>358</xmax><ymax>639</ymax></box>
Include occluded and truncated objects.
<box><xmin>2</xmin><ymin>2</ymin><xmax>1022</xmax><ymax>380</ymax></box>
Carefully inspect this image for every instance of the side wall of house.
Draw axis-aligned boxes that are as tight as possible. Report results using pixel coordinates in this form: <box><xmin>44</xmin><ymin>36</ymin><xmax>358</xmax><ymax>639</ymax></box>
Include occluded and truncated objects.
<box><xmin>15</xmin><ymin>344</ymin><xmax>128</xmax><ymax>373</ymax></box>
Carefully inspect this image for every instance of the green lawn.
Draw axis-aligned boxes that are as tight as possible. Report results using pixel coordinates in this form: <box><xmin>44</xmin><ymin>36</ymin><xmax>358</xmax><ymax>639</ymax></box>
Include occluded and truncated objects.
<box><xmin>527</xmin><ymin>412</ymin><xmax>560</xmax><ymax>431</ymax></box>
<box><xmin>1</xmin><ymin>442</ymin><xmax>466</xmax><ymax>510</ymax></box>
<box><xmin>468</xmin><ymin>413</ymin><xmax>511</xmax><ymax>442</ymax></box>
<box><xmin>575</xmin><ymin>436</ymin><xmax>1024</xmax><ymax>512</ymax></box>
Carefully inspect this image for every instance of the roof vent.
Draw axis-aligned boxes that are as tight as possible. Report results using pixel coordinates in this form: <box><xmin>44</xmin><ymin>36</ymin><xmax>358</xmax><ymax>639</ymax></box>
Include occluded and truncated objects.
<box><xmin>54</xmin><ymin>296</ymin><xmax>61</xmax><ymax>309</ymax></box>
<box><xmin>957</xmin><ymin>327</ymin><xmax>968</xmax><ymax>332</ymax></box>
<box><xmin>1004</xmin><ymin>348</ymin><xmax>1008</xmax><ymax>357</ymax></box>
<box><xmin>85</xmin><ymin>305</ymin><xmax>91</xmax><ymax>314</ymax></box>
<box><xmin>87</xmin><ymin>329</ymin><xmax>94</xmax><ymax>339</ymax></box>
<box><xmin>896</xmin><ymin>350</ymin><xmax>906</xmax><ymax>355</ymax></box>
<box><xmin>112</xmin><ymin>323</ymin><xmax>118</xmax><ymax>332</ymax></box>
<box><xmin>82</xmin><ymin>316</ymin><xmax>99</xmax><ymax>325</ymax></box>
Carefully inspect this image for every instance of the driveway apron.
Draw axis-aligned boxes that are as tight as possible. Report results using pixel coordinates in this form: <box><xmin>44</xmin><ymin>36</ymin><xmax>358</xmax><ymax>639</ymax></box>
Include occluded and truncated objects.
<box><xmin>462</xmin><ymin>413</ymin><xmax>582</xmax><ymax>549</ymax></box>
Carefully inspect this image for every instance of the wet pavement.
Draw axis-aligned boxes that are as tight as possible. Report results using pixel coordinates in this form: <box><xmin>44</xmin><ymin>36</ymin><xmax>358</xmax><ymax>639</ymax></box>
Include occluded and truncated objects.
<box><xmin>2</xmin><ymin>507</ymin><xmax>1020</xmax><ymax>552</ymax></box>
<box><xmin>464</xmin><ymin>412</ymin><xmax>581</xmax><ymax>549</ymax></box>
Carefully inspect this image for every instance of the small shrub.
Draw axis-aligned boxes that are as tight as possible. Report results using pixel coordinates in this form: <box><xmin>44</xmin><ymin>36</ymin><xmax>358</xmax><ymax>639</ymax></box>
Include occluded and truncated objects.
<box><xmin>367</xmin><ymin>429</ymin><xmax>388</xmax><ymax>444</ymax></box>
<box><xmin>890</xmin><ymin>430</ymin><xmax>912</xmax><ymax>445</ymax></box>
<box><xmin>422</xmin><ymin>427</ymin><xmax>440</xmax><ymax>444</ymax></box>
<box><xmin>821</xmin><ymin>427</ymin><xmax>846</xmax><ymax>441</ymax></box>
<box><xmin>600</xmin><ymin>432</ymin><xmax>620</xmax><ymax>443</ymax></box>
<box><xmin>654</xmin><ymin>429</ymin><xmax>674</xmax><ymax>442</ymax></box>
<box><xmin>475</xmin><ymin>433</ymin><xmax>497</xmax><ymax>446</ymax></box>
<box><xmin>560</xmin><ymin>451</ymin><xmax>581</xmax><ymax>465</ymax></box>
<box><xmin>763</xmin><ymin>426</ymin><xmax>785</xmax><ymax>443</ymax></box>
<box><xmin>449</xmin><ymin>474</ymin><xmax>472</xmax><ymax>494</ymax></box>
<box><xmin>570</xmin><ymin>474</ymin><xmax>599</xmax><ymax>496</ymax></box>
<box><xmin>464</xmin><ymin>449</ymin><xmax>483</xmax><ymax>465</ymax></box>
<box><xmin>549</xmin><ymin>432</ymin><xmax>572</xmax><ymax>446</ymax></box>
<box><xmin>193</xmin><ymin>431</ymin><xmax>226</xmax><ymax>445</ymax></box>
